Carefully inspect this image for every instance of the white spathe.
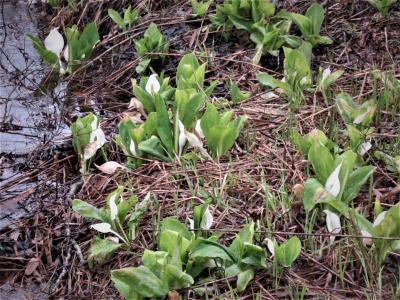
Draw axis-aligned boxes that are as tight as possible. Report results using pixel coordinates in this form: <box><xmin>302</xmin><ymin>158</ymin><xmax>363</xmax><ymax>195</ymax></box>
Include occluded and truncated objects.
<box><xmin>109</xmin><ymin>194</ymin><xmax>119</xmax><ymax>221</ymax></box>
<box><xmin>324</xmin><ymin>209</ymin><xmax>341</xmax><ymax>242</ymax></box>
<box><xmin>63</xmin><ymin>44</ymin><xmax>69</xmax><ymax>62</ymax></box>
<box><xmin>195</xmin><ymin>120</ymin><xmax>205</xmax><ymax>139</ymax></box>
<box><xmin>361</xmin><ymin>230</ymin><xmax>372</xmax><ymax>246</ymax></box>
<box><xmin>96</xmin><ymin>161</ymin><xmax>126</xmax><ymax>175</ymax></box>
<box><xmin>264</xmin><ymin>238</ymin><xmax>275</xmax><ymax>256</ymax></box>
<box><xmin>91</xmin><ymin>223</ymin><xmax>127</xmax><ymax>244</ymax></box>
<box><xmin>145</xmin><ymin>74</ymin><xmax>160</xmax><ymax>95</ymax></box>
<box><xmin>358</xmin><ymin>141</ymin><xmax>372</xmax><ymax>156</ymax></box>
<box><xmin>325</xmin><ymin>163</ymin><xmax>342</xmax><ymax>198</ymax></box>
<box><xmin>91</xmin><ymin>222</ymin><xmax>112</xmax><ymax>234</ymax></box>
<box><xmin>373</xmin><ymin>211</ymin><xmax>387</xmax><ymax>227</ymax></box>
<box><xmin>82</xmin><ymin>117</ymin><xmax>106</xmax><ymax>161</ymax></box>
<box><xmin>185</xmin><ymin>130</ymin><xmax>211</xmax><ymax>159</ymax></box>
<box><xmin>44</xmin><ymin>28</ymin><xmax>64</xmax><ymax>57</ymax></box>
<box><xmin>178</xmin><ymin>120</ymin><xmax>187</xmax><ymax>157</ymax></box>
<box><xmin>129</xmin><ymin>139</ymin><xmax>137</xmax><ymax>156</ymax></box>
<box><xmin>200</xmin><ymin>207</ymin><xmax>213</xmax><ymax>229</ymax></box>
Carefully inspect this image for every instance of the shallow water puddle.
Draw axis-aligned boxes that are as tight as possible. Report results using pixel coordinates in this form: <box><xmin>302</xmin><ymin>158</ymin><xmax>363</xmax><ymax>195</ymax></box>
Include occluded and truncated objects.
<box><xmin>0</xmin><ymin>1</ymin><xmax>69</xmax><ymax>230</ymax></box>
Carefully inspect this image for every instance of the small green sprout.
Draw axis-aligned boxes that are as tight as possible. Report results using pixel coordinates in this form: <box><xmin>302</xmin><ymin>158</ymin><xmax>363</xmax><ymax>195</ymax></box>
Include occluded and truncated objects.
<box><xmin>108</xmin><ymin>5</ymin><xmax>139</xmax><ymax>31</ymax></box>
<box><xmin>278</xmin><ymin>3</ymin><xmax>333</xmax><ymax>47</ymax></box>
<box><xmin>257</xmin><ymin>42</ymin><xmax>313</xmax><ymax>108</ymax></box>
<box><xmin>134</xmin><ymin>23</ymin><xmax>170</xmax><ymax>73</ymax></box>
<box><xmin>367</xmin><ymin>0</ymin><xmax>398</xmax><ymax>16</ymax></box>
<box><xmin>191</xmin><ymin>0</ymin><xmax>213</xmax><ymax>16</ymax></box>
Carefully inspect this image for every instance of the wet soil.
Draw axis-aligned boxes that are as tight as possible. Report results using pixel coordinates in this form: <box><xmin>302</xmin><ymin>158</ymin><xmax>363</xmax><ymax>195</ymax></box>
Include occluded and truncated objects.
<box><xmin>0</xmin><ymin>1</ymin><xmax>71</xmax><ymax>230</ymax></box>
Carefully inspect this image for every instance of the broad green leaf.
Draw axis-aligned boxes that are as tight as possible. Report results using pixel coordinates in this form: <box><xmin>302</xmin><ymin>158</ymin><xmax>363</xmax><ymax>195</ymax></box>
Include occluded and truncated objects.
<box><xmin>200</xmin><ymin>104</ymin><xmax>220</xmax><ymax>138</ymax></box>
<box><xmin>88</xmin><ymin>237</ymin><xmax>122</xmax><ymax>269</ymax></box>
<box><xmin>138</xmin><ymin>136</ymin><xmax>169</xmax><ymax>161</ymax></box>
<box><xmin>308</xmin><ymin>142</ymin><xmax>334</xmax><ymax>184</ymax></box>
<box><xmin>342</xmin><ymin>166</ymin><xmax>375</xmax><ymax>203</ymax></box>
<box><xmin>241</xmin><ymin>243</ymin><xmax>267</xmax><ymax>268</ymax></box>
<box><xmin>108</xmin><ymin>9</ymin><xmax>125</xmax><ymax>30</ymax></box>
<box><xmin>237</xmin><ymin>268</ymin><xmax>254</xmax><ymax>292</ymax></box>
<box><xmin>257</xmin><ymin>72</ymin><xmax>291</xmax><ymax>92</ymax></box>
<box><xmin>164</xmin><ymin>263</ymin><xmax>194</xmax><ymax>290</ymax></box>
<box><xmin>142</xmin><ymin>250</ymin><xmax>168</xmax><ymax>277</ymax></box>
<box><xmin>305</xmin><ymin>3</ymin><xmax>325</xmax><ymax>35</ymax></box>
<box><xmin>154</xmin><ymin>95</ymin><xmax>174</xmax><ymax>156</ymax></box>
<box><xmin>161</xmin><ymin>217</ymin><xmax>194</xmax><ymax>241</ymax></box>
<box><xmin>303</xmin><ymin>178</ymin><xmax>334</xmax><ymax>212</ymax></box>
<box><xmin>72</xmin><ymin>199</ymin><xmax>108</xmax><ymax>222</ymax></box>
<box><xmin>190</xmin><ymin>239</ymin><xmax>236</xmax><ymax>262</ymax></box>
<box><xmin>276</xmin><ymin>236</ymin><xmax>301</xmax><ymax>267</ymax></box>
<box><xmin>111</xmin><ymin>266</ymin><xmax>168</xmax><ymax>298</ymax></box>
<box><xmin>27</xmin><ymin>34</ymin><xmax>59</xmax><ymax>66</ymax></box>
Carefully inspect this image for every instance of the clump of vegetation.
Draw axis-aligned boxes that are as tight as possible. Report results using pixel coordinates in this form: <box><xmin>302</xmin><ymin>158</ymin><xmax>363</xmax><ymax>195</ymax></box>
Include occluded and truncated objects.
<box><xmin>257</xmin><ymin>42</ymin><xmax>313</xmax><ymax>108</ymax></box>
<box><xmin>108</xmin><ymin>5</ymin><xmax>139</xmax><ymax>31</ymax></box>
<box><xmin>367</xmin><ymin>0</ymin><xmax>398</xmax><ymax>16</ymax></box>
<box><xmin>28</xmin><ymin>22</ymin><xmax>99</xmax><ymax>74</ymax></box>
<box><xmin>191</xmin><ymin>0</ymin><xmax>213</xmax><ymax>16</ymax></box>
<box><xmin>134</xmin><ymin>23</ymin><xmax>170</xmax><ymax>73</ymax></box>
<box><xmin>278</xmin><ymin>3</ymin><xmax>333</xmax><ymax>47</ymax></box>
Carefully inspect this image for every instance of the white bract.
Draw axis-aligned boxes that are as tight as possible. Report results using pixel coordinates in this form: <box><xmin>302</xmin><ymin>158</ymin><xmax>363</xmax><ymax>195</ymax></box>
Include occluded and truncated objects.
<box><xmin>178</xmin><ymin>120</ymin><xmax>187</xmax><ymax>157</ymax></box>
<box><xmin>358</xmin><ymin>141</ymin><xmax>372</xmax><ymax>156</ymax></box>
<box><xmin>373</xmin><ymin>211</ymin><xmax>387</xmax><ymax>227</ymax></box>
<box><xmin>200</xmin><ymin>206</ymin><xmax>213</xmax><ymax>229</ymax></box>
<box><xmin>96</xmin><ymin>161</ymin><xmax>127</xmax><ymax>175</ymax></box>
<box><xmin>195</xmin><ymin>120</ymin><xmax>204</xmax><ymax>139</ymax></box>
<box><xmin>325</xmin><ymin>163</ymin><xmax>342</xmax><ymax>198</ymax></box>
<box><xmin>185</xmin><ymin>130</ymin><xmax>211</xmax><ymax>159</ymax></box>
<box><xmin>44</xmin><ymin>28</ymin><xmax>64</xmax><ymax>57</ymax></box>
<box><xmin>129</xmin><ymin>98</ymin><xmax>147</xmax><ymax>117</ymax></box>
<box><xmin>129</xmin><ymin>139</ymin><xmax>137</xmax><ymax>156</ymax></box>
<box><xmin>83</xmin><ymin>117</ymin><xmax>106</xmax><ymax>161</ymax></box>
<box><xmin>264</xmin><ymin>238</ymin><xmax>275</xmax><ymax>256</ymax></box>
<box><xmin>145</xmin><ymin>74</ymin><xmax>160</xmax><ymax>95</ymax></box>
<box><xmin>91</xmin><ymin>223</ymin><xmax>127</xmax><ymax>244</ymax></box>
<box><xmin>323</xmin><ymin>209</ymin><xmax>341</xmax><ymax>242</ymax></box>
<box><xmin>109</xmin><ymin>195</ymin><xmax>119</xmax><ymax>221</ymax></box>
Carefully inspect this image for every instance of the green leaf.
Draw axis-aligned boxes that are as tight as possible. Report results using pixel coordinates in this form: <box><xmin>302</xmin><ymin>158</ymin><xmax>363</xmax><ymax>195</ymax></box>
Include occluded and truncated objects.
<box><xmin>131</xmin><ymin>78</ymin><xmax>155</xmax><ymax>113</ymax></box>
<box><xmin>190</xmin><ymin>239</ymin><xmax>236</xmax><ymax>262</ymax></box>
<box><xmin>27</xmin><ymin>34</ymin><xmax>60</xmax><ymax>66</ymax></box>
<box><xmin>72</xmin><ymin>199</ymin><xmax>107</xmax><ymax>222</ymax></box>
<box><xmin>241</xmin><ymin>243</ymin><xmax>267</xmax><ymax>268</ymax></box>
<box><xmin>108</xmin><ymin>9</ymin><xmax>126</xmax><ymax>30</ymax></box>
<box><xmin>135</xmin><ymin>58</ymin><xmax>151</xmax><ymax>74</ymax></box>
<box><xmin>372</xmin><ymin>205</ymin><xmax>400</xmax><ymax>264</ymax></box>
<box><xmin>275</xmin><ymin>236</ymin><xmax>301</xmax><ymax>267</ymax></box>
<box><xmin>308</xmin><ymin>142</ymin><xmax>334</xmax><ymax>184</ymax></box>
<box><xmin>303</xmin><ymin>178</ymin><xmax>334</xmax><ymax>212</ymax></box>
<box><xmin>138</xmin><ymin>136</ymin><xmax>169</xmax><ymax>161</ymax></box>
<box><xmin>191</xmin><ymin>0</ymin><xmax>213</xmax><ymax>17</ymax></box>
<box><xmin>154</xmin><ymin>95</ymin><xmax>174</xmax><ymax>156</ymax></box>
<box><xmin>164</xmin><ymin>264</ymin><xmax>194</xmax><ymax>290</ymax></box>
<box><xmin>229</xmin><ymin>81</ymin><xmax>251</xmax><ymax>103</ymax></box>
<box><xmin>111</xmin><ymin>266</ymin><xmax>168</xmax><ymax>298</ymax></box>
<box><xmin>305</xmin><ymin>3</ymin><xmax>325</xmax><ymax>35</ymax></box>
<box><xmin>88</xmin><ymin>237</ymin><xmax>122</xmax><ymax>269</ymax></box>
<box><xmin>257</xmin><ymin>72</ymin><xmax>291</xmax><ymax>93</ymax></box>
<box><xmin>162</xmin><ymin>217</ymin><xmax>194</xmax><ymax>241</ymax></box>
<box><xmin>237</xmin><ymin>269</ymin><xmax>254</xmax><ymax>292</ymax></box>
<box><xmin>342</xmin><ymin>166</ymin><xmax>375</xmax><ymax>203</ymax></box>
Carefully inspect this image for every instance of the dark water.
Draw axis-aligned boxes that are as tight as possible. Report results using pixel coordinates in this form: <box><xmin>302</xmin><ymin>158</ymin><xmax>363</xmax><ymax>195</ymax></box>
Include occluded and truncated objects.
<box><xmin>0</xmin><ymin>1</ymin><xmax>69</xmax><ymax>229</ymax></box>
